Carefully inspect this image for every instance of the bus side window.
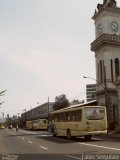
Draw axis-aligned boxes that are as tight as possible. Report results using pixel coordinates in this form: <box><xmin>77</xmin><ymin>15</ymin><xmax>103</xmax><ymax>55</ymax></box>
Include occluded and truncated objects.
<box><xmin>68</xmin><ymin>112</ymin><xmax>73</xmax><ymax>121</ymax></box>
<box><xmin>59</xmin><ymin>113</ymin><xmax>62</xmax><ymax>122</ymax></box>
<box><xmin>65</xmin><ymin>112</ymin><xmax>68</xmax><ymax>121</ymax></box>
<box><xmin>68</xmin><ymin>112</ymin><xmax>71</xmax><ymax>121</ymax></box>
<box><xmin>71</xmin><ymin>111</ymin><xmax>76</xmax><ymax>121</ymax></box>
<box><xmin>44</xmin><ymin>120</ymin><xmax>46</xmax><ymax>123</ymax></box>
<box><xmin>76</xmin><ymin>110</ymin><xmax>82</xmax><ymax>121</ymax></box>
<box><xmin>54</xmin><ymin>115</ymin><xmax>57</xmax><ymax>122</ymax></box>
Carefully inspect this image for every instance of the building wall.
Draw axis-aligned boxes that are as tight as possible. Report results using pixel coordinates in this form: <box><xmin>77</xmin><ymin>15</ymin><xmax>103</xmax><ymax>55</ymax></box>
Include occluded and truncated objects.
<box><xmin>91</xmin><ymin>1</ymin><xmax>120</xmax><ymax>127</ymax></box>
<box><xmin>21</xmin><ymin>102</ymin><xmax>54</xmax><ymax>122</ymax></box>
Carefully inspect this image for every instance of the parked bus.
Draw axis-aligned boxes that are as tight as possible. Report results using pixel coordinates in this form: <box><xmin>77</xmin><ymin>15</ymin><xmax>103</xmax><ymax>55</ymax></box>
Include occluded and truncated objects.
<box><xmin>32</xmin><ymin>119</ymin><xmax>48</xmax><ymax>130</ymax></box>
<box><xmin>26</xmin><ymin>120</ymin><xmax>33</xmax><ymax>130</ymax></box>
<box><xmin>51</xmin><ymin>105</ymin><xmax>107</xmax><ymax>140</ymax></box>
<box><xmin>26</xmin><ymin>119</ymin><xmax>48</xmax><ymax>130</ymax></box>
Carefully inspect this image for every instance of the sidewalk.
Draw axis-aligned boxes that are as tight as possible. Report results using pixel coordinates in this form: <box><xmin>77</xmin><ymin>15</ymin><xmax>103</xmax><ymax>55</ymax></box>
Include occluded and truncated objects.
<box><xmin>99</xmin><ymin>131</ymin><xmax>120</xmax><ymax>140</ymax></box>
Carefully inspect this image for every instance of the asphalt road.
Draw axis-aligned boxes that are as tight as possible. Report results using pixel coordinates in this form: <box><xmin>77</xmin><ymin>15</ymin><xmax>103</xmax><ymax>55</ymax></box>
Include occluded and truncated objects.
<box><xmin>0</xmin><ymin>128</ymin><xmax>120</xmax><ymax>160</ymax></box>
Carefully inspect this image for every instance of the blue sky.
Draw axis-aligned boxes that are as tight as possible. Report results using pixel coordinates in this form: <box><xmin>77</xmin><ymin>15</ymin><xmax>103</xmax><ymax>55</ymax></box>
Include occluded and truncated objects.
<box><xmin>1</xmin><ymin>0</ymin><xmax>118</xmax><ymax>117</ymax></box>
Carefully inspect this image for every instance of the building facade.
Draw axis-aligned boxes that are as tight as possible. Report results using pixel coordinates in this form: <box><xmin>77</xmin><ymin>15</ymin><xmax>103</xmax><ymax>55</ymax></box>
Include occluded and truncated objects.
<box><xmin>21</xmin><ymin>102</ymin><xmax>54</xmax><ymax>126</ymax></box>
<box><xmin>91</xmin><ymin>0</ymin><xmax>120</xmax><ymax>127</ymax></box>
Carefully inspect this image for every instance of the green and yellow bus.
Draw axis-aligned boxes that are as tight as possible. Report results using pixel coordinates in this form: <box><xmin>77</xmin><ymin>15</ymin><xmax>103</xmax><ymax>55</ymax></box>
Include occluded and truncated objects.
<box><xmin>51</xmin><ymin>105</ymin><xmax>107</xmax><ymax>140</ymax></box>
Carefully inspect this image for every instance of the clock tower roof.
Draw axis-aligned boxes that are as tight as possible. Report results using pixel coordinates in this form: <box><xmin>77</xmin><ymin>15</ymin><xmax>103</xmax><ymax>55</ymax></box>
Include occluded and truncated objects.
<box><xmin>92</xmin><ymin>0</ymin><xmax>119</xmax><ymax>20</ymax></box>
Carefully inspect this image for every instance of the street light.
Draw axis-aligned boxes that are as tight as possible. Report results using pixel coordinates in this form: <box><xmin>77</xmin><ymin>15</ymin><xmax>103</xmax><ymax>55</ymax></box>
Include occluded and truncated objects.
<box><xmin>83</xmin><ymin>75</ymin><xmax>107</xmax><ymax>108</ymax></box>
<box><xmin>83</xmin><ymin>76</ymin><xmax>105</xmax><ymax>89</ymax></box>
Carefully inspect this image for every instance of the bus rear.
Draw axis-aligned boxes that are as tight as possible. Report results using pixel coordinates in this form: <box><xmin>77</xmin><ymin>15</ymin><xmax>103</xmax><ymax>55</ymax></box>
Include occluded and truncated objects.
<box><xmin>83</xmin><ymin>106</ymin><xmax>107</xmax><ymax>139</ymax></box>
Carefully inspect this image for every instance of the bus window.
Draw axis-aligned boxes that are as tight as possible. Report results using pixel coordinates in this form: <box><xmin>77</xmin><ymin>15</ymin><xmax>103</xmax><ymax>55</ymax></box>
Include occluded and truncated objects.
<box><xmin>76</xmin><ymin>110</ymin><xmax>82</xmax><ymax>121</ymax></box>
<box><xmin>62</xmin><ymin>112</ymin><xmax>67</xmax><ymax>121</ymax></box>
<box><xmin>85</xmin><ymin>107</ymin><xmax>105</xmax><ymax>120</ymax></box>
<box><xmin>68</xmin><ymin>111</ymin><xmax>72</xmax><ymax>121</ymax></box>
<box><xmin>71</xmin><ymin>111</ymin><xmax>76</xmax><ymax>121</ymax></box>
<box><xmin>43</xmin><ymin>120</ymin><xmax>47</xmax><ymax>123</ymax></box>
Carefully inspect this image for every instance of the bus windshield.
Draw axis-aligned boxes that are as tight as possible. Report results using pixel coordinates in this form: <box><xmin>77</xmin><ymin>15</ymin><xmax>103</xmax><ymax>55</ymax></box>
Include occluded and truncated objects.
<box><xmin>85</xmin><ymin>107</ymin><xmax>105</xmax><ymax>120</ymax></box>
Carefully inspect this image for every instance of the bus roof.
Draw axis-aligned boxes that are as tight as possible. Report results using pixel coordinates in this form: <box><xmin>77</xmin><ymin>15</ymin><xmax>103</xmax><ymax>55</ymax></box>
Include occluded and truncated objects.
<box><xmin>65</xmin><ymin>100</ymin><xmax>97</xmax><ymax>109</ymax></box>
<box><xmin>51</xmin><ymin>100</ymin><xmax>106</xmax><ymax>114</ymax></box>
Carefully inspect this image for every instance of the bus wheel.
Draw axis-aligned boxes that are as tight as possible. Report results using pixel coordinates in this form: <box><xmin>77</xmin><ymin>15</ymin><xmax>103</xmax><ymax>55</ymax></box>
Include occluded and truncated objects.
<box><xmin>84</xmin><ymin>135</ymin><xmax>92</xmax><ymax>141</ymax></box>
<box><xmin>67</xmin><ymin>129</ymin><xmax>71</xmax><ymax>140</ymax></box>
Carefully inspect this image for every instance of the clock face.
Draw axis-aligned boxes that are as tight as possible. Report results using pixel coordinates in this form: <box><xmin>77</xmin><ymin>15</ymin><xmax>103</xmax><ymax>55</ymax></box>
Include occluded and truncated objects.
<box><xmin>111</xmin><ymin>21</ymin><xmax>118</xmax><ymax>31</ymax></box>
<box><xmin>98</xmin><ymin>24</ymin><xmax>102</xmax><ymax>34</ymax></box>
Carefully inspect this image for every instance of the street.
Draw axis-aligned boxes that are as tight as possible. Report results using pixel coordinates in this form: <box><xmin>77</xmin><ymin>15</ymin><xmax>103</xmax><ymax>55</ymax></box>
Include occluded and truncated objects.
<box><xmin>0</xmin><ymin>128</ymin><xmax>120</xmax><ymax>160</ymax></box>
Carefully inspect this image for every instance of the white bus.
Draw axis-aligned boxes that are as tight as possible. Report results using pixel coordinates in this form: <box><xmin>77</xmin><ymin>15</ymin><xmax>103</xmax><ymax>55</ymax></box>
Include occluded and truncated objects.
<box><xmin>51</xmin><ymin>105</ymin><xmax>107</xmax><ymax>140</ymax></box>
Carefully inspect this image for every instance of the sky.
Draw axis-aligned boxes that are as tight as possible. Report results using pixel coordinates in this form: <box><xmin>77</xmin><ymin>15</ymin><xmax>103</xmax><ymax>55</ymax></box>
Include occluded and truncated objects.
<box><xmin>1</xmin><ymin>0</ymin><xmax>119</xmax><ymax>117</ymax></box>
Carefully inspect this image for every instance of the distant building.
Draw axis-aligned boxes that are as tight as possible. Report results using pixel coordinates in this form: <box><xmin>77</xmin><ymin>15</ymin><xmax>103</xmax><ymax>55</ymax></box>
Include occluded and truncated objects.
<box><xmin>86</xmin><ymin>84</ymin><xmax>96</xmax><ymax>102</ymax></box>
<box><xmin>21</xmin><ymin>102</ymin><xmax>54</xmax><ymax>125</ymax></box>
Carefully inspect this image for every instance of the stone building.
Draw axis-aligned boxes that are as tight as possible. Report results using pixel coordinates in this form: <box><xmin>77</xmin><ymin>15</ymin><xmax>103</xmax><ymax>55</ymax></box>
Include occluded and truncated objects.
<box><xmin>91</xmin><ymin>0</ymin><xmax>120</xmax><ymax>128</ymax></box>
<box><xmin>21</xmin><ymin>102</ymin><xmax>54</xmax><ymax>126</ymax></box>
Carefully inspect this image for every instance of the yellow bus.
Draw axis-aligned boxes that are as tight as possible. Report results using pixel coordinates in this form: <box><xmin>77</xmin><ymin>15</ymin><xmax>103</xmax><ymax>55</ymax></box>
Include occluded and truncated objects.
<box><xmin>26</xmin><ymin>120</ymin><xmax>33</xmax><ymax>130</ymax></box>
<box><xmin>51</xmin><ymin>105</ymin><xmax>107</xmax><ymax>140</ymax></box>
<box><xmin>32</xmin><ymin>119</ymin><xmax>48</xmax><ymax>130</ymax></box>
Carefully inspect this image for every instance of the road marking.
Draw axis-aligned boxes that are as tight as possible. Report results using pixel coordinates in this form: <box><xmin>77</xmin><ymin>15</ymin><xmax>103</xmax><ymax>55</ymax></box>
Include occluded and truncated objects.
<box><xmin>21</xmin><ymin>137</ymin><xmax>25</xmax><ymax>140</ymax></box>
<box><xmin>19</xmin><ymin>130</ymin><xmax>37</xmax><ymax>134</ymax></box>
<box><xmin>39</xmin><ymin>146</ymin><xmax>48</xmax><ymax>150</ymax></box>
<box><xmin>78</xmin><ymin>142</ymin><xmax>120</xmax><ymax>151</ymax></box>
<box><xmin>53</xmin><ymin>136</ymin><xmax>120</xmax><ymax>151</ymax></box>
<box><xmin>28</xmin><ymin>141</ymin><xmax>33</xmax><ymax>144</ymax></box>
<box><xmin>41</xmin><ymin>134</ymin><xmax>52</xmax><ymax>137</ymax></box>
<box><xmin>66</xmin><ymin>155</ymin><xmax>81</xmax><ymax>160</ymax></box>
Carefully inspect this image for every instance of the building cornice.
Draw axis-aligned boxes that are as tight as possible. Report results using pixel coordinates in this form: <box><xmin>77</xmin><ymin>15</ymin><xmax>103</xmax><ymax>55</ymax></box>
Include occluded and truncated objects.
<box><xmin>91</xmin><ymin>33</ymin><xmax>120</xmax><ymax>52</ymax></box>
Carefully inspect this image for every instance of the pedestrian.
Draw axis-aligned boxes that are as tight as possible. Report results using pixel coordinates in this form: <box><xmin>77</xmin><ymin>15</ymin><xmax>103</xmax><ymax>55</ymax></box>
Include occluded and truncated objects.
<box><xmin>16</xmin><ymin>125</ymin><xmax>18</xmax><ymax>131</ymax></box>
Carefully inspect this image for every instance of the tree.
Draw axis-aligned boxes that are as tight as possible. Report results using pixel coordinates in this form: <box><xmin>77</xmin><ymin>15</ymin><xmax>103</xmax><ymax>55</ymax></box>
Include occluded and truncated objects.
<box><xmin>0</xmin><ymin>90</ymin><xmax>6</xmax><ymax>106</ymax></box>
<box><xmin>0</xmin><ymin>90</ymin><xmax>7</xmax><ymax>96</ymax></box>
<box><xmin>53</xmin><ymin>94</ymin><xmax>70</xmax><ymax>110</ymax></box>
<box><xmin>72</xmin><ymin>99</ymin><xmax>80</xmax><ymax>105</ymax></box>
<box><xmin>71</xmin><ymin>99</ymin><xmax>85</xmax><ymax>105</ymax></box>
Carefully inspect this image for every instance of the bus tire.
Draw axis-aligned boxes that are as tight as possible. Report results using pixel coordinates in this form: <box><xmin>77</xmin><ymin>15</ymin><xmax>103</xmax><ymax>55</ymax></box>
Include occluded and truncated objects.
<box><xmin>67</xmin><ymin>129</ymin><xmax>71</xmax><ymax>140</ymax></box>
<box><xmin>84</xmin><ymin>135</ymin><xmax>92</xmax><ymax>141</ymax></box>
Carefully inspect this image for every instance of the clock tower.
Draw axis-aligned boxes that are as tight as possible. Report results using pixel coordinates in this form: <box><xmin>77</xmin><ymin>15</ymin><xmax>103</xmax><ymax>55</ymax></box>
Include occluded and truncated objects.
<box><xmin>91</xmin><ymin>0</ymin><xmax>120</xmax><ymax>128</ymax></box>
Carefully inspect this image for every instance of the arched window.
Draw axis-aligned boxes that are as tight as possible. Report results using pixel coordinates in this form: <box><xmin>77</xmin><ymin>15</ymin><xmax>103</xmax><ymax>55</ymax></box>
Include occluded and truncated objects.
<box><xmin>115</xmin><ymin>58</ymin><xmax>119</xmax><ymax>79</ymax></box>
<box><xmin>111</xmin><ymin>59</ymin><xmax>113</xmax><ymax>82</ymax></box>
<box><xmin>97</xmin><ymin>63</ymin><xmax>99</xmax><ymax>82</ymax></box>
<box><xmin>100</xmin><ymin>60</ymin><xmax>103</xmax><ymax>83</ymax></box>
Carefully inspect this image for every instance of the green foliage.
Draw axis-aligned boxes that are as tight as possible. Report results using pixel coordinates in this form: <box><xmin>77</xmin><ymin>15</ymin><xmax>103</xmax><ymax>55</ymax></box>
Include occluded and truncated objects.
<box><xmin>53</xmin><ymin>94</ymin><xmax>70</xmax><ymax>110</ymax></box>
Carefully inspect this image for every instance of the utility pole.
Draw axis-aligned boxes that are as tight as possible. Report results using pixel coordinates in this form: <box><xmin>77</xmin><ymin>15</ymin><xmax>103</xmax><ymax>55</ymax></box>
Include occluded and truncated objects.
<box><xmin>22</xmin><ymin>109</ymin><xmax>26</xmax><ymax>127</ymax></box>
<box><xmin>48</xmin><ymin>97</ymin><xmax>49</xmax><ymax>119</ymax></box>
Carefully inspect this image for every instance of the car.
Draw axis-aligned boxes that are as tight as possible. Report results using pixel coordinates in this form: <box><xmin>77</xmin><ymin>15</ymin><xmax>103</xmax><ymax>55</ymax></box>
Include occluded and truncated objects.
<box><xmin>0</xmin><ymin>124</ymin><xmax>5</xmax><ymax>129</ymax></box>
<box><xmin>8</xmin><ymin>125</ymin><xmax>13</xmax><ymax>129</ymax></box>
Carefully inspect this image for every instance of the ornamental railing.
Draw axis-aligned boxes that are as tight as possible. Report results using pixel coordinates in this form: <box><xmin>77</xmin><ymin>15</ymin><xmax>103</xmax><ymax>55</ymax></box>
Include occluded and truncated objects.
<box><xmin>91</xmin><ymin>34</ymin><xmax>120</xmax><ymax>51</ymax></box>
